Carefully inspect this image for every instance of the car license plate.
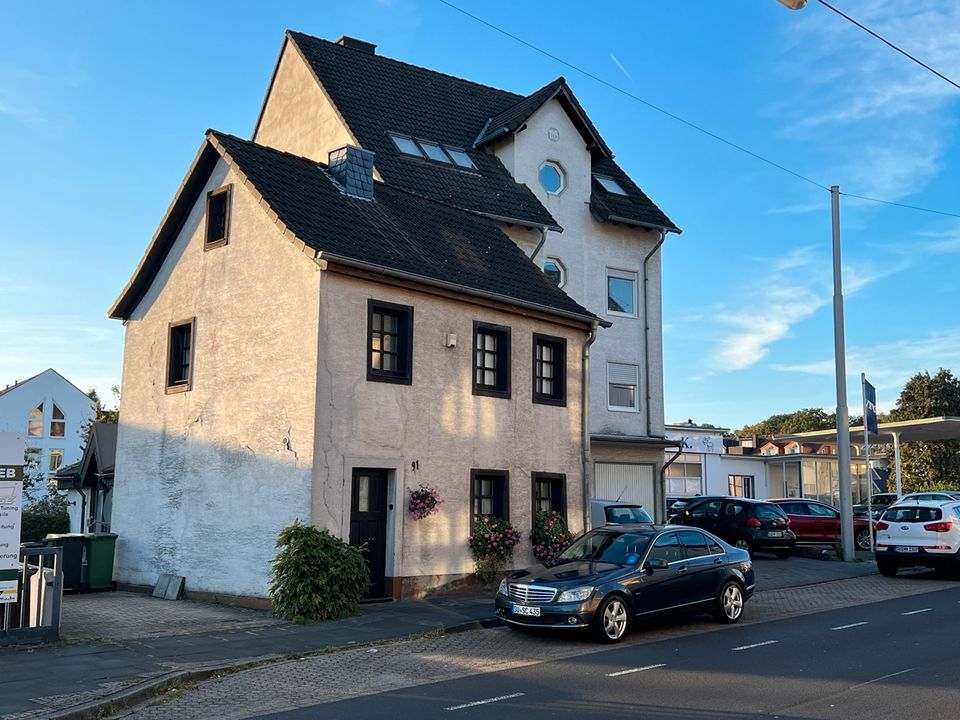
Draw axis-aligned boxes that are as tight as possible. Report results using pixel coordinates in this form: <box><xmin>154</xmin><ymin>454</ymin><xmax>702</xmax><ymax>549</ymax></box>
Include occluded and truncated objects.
<box><xmin>895</xmin><ymin>546</ymin><xmax>919</xmax><ymax>553</ymax></box>
<box><xmin>512</xmin><ymin>604</ymin><xmax>541</xmax><ymax>617</ymax></box>
<box><xmin>767</xmin><ymin>531</ymin><xmax>783</xmax><ymax>538</ymax></box>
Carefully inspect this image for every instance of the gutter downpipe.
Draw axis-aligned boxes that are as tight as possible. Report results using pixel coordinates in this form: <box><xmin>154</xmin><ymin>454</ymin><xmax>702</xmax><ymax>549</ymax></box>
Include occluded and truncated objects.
<box><xmin>529</xmin><ymin>226</ymin><xmax>548</xmax><ymax>261</ymax></box>
<box><xmin>643</xmin><ymin>229</ymin><xmax>668</xmax><ymax>438</ymax></box>
<box><xmin>581</xmin><ymin>321</ymin><xmax>599</xmax><ymax>532</ymax></box>
<box><xmin>660</xmin><ymin>441</ymin><xmax>686</xmax><ymax>524</ymax></box>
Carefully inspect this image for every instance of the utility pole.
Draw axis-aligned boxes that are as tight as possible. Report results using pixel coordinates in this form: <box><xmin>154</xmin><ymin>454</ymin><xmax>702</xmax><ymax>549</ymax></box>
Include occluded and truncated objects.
<box><xmin>832</xmin><ymin>186</ymin><xmax>855</xmax><ymax>560</ymax></box>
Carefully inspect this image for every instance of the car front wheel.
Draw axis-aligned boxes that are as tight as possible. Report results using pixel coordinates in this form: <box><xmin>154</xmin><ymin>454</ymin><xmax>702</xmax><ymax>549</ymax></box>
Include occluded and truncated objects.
<box><xmin>713</xmin><ymin>581</ymin><xmax>745</xmax><ymax>624</ymax></box>
<box><xmin>594</xmin><ymin>595</ymin><xmax>629</xmax><ymax>643</ymax></box>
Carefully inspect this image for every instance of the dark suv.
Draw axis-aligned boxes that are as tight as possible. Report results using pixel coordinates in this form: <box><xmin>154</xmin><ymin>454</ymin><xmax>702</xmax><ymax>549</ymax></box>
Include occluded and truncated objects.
<box><xmin>670</xmin><ymin>497</ymin><xmax>796</xmax><ymax>559</ymax></box>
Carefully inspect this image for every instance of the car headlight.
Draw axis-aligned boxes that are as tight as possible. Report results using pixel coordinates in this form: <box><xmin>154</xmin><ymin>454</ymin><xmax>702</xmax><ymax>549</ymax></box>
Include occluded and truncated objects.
<box><xmin>498</xmin><ymin>579</ymin><xmax>509</xmax><ymax>597</ymax></box>
<box><xmin>557</xmin><ymin>586</ymin><xmax>594</xmax><ymax>603</ymax></box>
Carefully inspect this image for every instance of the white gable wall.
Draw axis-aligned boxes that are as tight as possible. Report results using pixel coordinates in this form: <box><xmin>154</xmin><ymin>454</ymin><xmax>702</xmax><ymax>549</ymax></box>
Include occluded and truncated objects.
<box><xmin>112</xmin><ymin>158</ymin><xmax>320</xmax><ymax>598</ymax></box>
<box><xmin>494</xmin><ymin>98</ymin><xmax>666</xmax><ymax>440</ymax></box>
<box><xmin>0</xmin><ymin>369</ymin><xmax>94</xmax><ymax>483</ymax></box>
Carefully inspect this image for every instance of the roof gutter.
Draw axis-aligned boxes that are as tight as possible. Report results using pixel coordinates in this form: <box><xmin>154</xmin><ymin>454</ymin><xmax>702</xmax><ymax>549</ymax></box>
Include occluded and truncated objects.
<box><xmin>477</xmin><ymin>210</ymin><xmax>563</xmax><ymax>234</ymax></box>
<box><xmin>607</xmin><ymin>215</ymin><xmax>681</xmax><ymax>235</ymax></box>
<box><xmin>315</xmin><ymin>251</ymin><xmax>598</xmax><ymax>328</ymax></box>
<box><xmin>643</xmin><ymin>229</ymin><xmax>668</xmax><ymax>438</ymax></box>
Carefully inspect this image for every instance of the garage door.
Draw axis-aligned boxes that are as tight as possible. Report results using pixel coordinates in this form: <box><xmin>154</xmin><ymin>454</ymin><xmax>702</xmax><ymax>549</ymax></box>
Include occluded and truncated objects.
<box><xmin>594</xmin><ymin>463</ymin><xmax>655</xmax><ymax>514</ymax></box>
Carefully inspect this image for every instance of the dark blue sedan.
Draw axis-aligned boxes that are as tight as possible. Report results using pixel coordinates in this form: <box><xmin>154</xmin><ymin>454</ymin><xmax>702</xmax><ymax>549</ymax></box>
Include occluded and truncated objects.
<box><xmin>495</xmin><ymin>524</ymin><xmax>754</xmax><ymax>643</ymax></box>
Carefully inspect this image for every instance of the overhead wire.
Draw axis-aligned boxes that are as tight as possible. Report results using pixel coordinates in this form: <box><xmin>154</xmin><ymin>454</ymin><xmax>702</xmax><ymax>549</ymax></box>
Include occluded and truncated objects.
<box><xmin>815</xmin><ymin>0</ymin><xmax>960</xmax><ymax>93</ymax></box>
<box><xmin>436</xmin><ymin>0</ymin><xmax>960</xmax><ymax>220</ymax></box>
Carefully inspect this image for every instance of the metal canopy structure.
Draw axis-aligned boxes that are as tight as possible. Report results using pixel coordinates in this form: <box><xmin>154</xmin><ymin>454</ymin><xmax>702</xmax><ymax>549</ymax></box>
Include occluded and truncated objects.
<box><xmin>778</xmin><ymin>416</ymin><xmax>960</xmax><ymax>445</ymax></box>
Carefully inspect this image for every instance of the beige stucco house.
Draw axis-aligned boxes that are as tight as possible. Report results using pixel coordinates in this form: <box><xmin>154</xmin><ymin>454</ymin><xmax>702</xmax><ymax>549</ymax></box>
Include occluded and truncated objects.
<box><xmin>109</xmin><ymin>32</ymin><xmax>678</xmax><ymax>603</ymax></box>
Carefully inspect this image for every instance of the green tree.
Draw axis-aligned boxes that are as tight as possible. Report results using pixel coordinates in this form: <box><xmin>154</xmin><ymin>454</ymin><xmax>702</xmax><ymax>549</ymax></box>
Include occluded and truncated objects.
<box><xmin>739</xmin><ymin>408</ymin><xmax>835</xmax><ymax>436</ymax></box>
<box><xmin>889</xmin><ymin>369</ymin><xmax>960</xmax><ymax>491</ymax></box>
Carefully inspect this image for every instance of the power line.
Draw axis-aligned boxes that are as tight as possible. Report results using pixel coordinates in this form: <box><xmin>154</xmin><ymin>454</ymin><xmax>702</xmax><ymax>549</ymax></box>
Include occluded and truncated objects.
<box><xmin>436</xmin><ymin>0</ymin><xmax>829</xmax><ymax>192</ymax></box>
<box><xmin>815</xmin><ymin>0</ymin><xmax>960</xmax><ymax>93</ymax></box>
<box><xmin>437</xmin><ymin>0</ymin><xmax>960</xmax><ymax>220</ymax></box>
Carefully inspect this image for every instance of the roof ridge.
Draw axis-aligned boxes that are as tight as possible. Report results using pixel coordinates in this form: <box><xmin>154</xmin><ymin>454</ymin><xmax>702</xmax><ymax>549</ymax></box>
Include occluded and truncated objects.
<box><xmin>287</xmin><ymin>30</ymin><xmax>525</xmax><ymax>102</ymax></box>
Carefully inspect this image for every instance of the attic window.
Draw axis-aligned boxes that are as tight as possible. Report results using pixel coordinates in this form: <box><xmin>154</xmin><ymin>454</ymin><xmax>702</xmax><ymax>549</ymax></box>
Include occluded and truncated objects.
<box><xmin>595</xmin><ymin>175</ymin><xmax>627</xmax><ymax>195</ymax></box>
<box><xmin>390</xmin><ymin>134</ymin><xmax>423</xmax><ymax>157</ymax></box>
<box><xmin>417</xmin><ymin>141</ymin><xmax>452</xmax><ymax>164</ymax></box>
<box><xmin>205</xmin><ymin>185</ymin><xmax>232</xmax><ymax>249</ymax></box>
<box><xmin>446</xmin><ymin>148</ymin><xmax>476</xmax><ymax>169</ymax></box>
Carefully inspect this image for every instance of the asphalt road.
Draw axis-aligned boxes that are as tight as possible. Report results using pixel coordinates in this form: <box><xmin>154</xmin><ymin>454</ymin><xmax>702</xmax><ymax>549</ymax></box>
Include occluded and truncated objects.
<box><xmin>256</xmin><ymin>586</ymin><xmax>960</xmax><ymax>720</ymax></box>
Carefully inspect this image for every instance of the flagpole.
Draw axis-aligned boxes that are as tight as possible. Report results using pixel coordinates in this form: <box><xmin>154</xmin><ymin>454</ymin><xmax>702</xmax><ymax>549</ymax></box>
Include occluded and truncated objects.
<box><xmin>861</xmin><ymin>373</ymin><xmax>873</xmax><ymax>552</ymax></box>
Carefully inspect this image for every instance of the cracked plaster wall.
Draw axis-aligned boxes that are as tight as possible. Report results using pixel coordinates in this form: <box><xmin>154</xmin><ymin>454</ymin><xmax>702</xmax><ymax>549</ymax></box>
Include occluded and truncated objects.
<box><xmin>112</xmin><ymin>159</ymin><xmax>320</xmax><ymax>598</ymax></box>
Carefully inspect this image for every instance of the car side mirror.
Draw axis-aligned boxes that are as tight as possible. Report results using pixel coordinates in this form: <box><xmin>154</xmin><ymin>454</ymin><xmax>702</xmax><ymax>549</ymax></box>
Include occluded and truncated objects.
<box><xmin>644</xmin><ymin>558</ymin><xmax>668</xmax><ymax>573</ymax></box>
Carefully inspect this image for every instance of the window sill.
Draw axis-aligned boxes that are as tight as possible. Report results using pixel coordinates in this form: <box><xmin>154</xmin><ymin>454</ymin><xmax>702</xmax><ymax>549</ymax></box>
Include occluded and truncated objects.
<box><xmin>165</xmin><ymin>383</ymin><xmax>192</xmax><ymax>395</ymax></box>
<box><xmin>606</xmin><ymin>310</ymin><xmax>638</xmax><ymax>319</ymax></box>
<box><xmin>533</xmin><ymin>395</ymin><xmax>566</xmax><ymax>407</ymax></box>
<box><xmin>367</xmin><ymin>372</ymin><xmax>412</xmax><ymax>386</ymax></box>
<box><xmin>607</xmin><ymin>406</ymin><xmax>639</xmax><ymax>413</ymax></box>
<box><xmin>473</xmin><ymin>387</ymin><xmax>511</xmax><ymax>400</ymax></box>
<box><xmin>203</xmin><ymin>237</ymin><xmax>229</xmax><ymax>251</ymax></box>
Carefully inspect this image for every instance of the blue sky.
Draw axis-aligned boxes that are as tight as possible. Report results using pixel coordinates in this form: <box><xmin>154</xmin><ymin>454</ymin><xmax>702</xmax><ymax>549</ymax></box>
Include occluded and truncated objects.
<box><xmin>2</xmin><ymin>1</ymin><xmax>958</xmax><ymax>429</ymax></box>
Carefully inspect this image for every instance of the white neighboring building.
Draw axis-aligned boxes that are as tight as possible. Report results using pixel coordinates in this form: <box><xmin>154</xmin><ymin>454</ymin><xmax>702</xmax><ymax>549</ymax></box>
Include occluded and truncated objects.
<box><xmin>0</xmin><ymin>369</ymin><xmax>94</xmax><ymax>491</ymax></box>
<box><xmin>665</xmin><ymin>422</ymin><xmax>767</xmax><ymax>500</ymax></box>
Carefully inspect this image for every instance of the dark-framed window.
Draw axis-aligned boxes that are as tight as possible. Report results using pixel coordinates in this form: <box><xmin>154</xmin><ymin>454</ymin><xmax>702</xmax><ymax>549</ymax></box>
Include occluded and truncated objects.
<box><xmin>204</xmin><ymin>185</ymin><xmax>232</xmax><ymax>249</ymax></box>
<box><xmin>473</xmin><ymin>321</ymin><xmax>511</xmax><ymax>398</ymax></box>
<box><xmin>367</xmin><ymin>299</ymin><xmax>413</xmax><ymax>384</ymax></box>
<box><xmin>532</xmin><ymin>472</ymin><xmax>566</xmax><ymax>522</ymax></box>
<box><xmin>728</xmin><ymin>474</ymin><xmax>754</xmax><ymax>498</ymax></box>
<box><xmin>532</xmin><ymin>333</ymin><xmax>566</xmax><ymax>406</ymax></box>
<box><xmin>471</xmin><ymin>469</ymin><xmax>509</xmax><ymax>525</ymax></box>
<box><xmin>166</xmin><ymin>319</ymin><xmax>195</xmax><ymax>393</ymax></box>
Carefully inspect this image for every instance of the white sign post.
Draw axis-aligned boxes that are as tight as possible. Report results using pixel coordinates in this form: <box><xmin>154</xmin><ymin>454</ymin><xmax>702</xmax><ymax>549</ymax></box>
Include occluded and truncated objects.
<box><xmin>0</xmin><ymin>432</ymin><xmax>25</xmax><ymax>604</ymax></box>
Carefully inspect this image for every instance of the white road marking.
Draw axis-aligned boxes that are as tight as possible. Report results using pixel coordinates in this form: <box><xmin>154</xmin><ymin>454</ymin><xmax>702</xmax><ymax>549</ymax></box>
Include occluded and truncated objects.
<box><xmin>606</xmin><ymin>663</ymin><xmax>666</xmax><ymax>677</ymax></box>
<box><xmin>901</xmin><ymin>608</ymin><xmax>932</xmax><ymax>616</ymax></box>
<box><xmin>445</xmin><ymin>693</ymin><xmax>525</xmax><ymax>711</ymax></box>
<box><xmin>732</xmin><ymin>640</ymin><xmax>779</xmax><ymax>651</ymax></box>
<box><xmin>831</xmin><ymin>622</ymin><xmax>869</xmax><ymax>630</ymax></box>
<box><xmin>850</xmin><ymin>668</ymin><xmax>915</xmax><ymax>689</ymax></box>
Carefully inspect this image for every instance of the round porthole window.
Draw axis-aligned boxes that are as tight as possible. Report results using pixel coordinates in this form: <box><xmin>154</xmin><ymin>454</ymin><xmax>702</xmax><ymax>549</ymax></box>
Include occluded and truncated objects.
<box><xmin>543</xmin><ymin>258</ymin><xmax>565</xmax><ymax>287</ymax></box>
<box><xmin>539</xmin><ymin>162</ymin><xmax>564</xmax><ymax>194</ymax></box>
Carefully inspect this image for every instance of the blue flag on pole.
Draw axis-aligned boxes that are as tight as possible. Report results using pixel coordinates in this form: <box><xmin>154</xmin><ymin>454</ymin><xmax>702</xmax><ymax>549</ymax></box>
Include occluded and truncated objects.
<box><xmin>864</xmin><ymin>379</ymin><xmax>878</xmax><ymax>435</ymax></box>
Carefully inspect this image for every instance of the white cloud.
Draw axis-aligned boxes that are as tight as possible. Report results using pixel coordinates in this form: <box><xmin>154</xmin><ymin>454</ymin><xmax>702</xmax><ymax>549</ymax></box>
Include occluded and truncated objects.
<box><xmin>766</xmin><ymin>201</ymin><xmax>827</xmax><ymax>216</ymax></box>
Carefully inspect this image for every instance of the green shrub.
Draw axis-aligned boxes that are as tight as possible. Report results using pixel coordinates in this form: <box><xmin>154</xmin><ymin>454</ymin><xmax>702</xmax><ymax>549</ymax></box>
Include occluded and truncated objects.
<box><xmin>21</xmin><ymin>495</ymin><xmax>70</xmax><ymax>543</ymax></box>
<box><xmin>269</xmin><ymin>521</ymin><xmax>370</xmax><ymax>623</ymax></box>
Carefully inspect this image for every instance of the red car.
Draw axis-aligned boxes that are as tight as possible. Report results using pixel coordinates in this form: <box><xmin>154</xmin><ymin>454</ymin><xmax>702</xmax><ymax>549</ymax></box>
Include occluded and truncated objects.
<box><xmin>769</xmin><ymin>498</ymin><xmax>873</xmax><ymax>550</ymax></box>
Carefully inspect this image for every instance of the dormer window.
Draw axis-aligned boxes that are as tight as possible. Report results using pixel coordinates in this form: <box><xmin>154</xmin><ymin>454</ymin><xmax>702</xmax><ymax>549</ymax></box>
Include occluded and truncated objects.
<box><xmin>539</xmin><ymin>161</ymin><xmax>565</xmax><ymax>194</ymax></box>
<box><xmin>390</xmin><ymin>134</ymin><xmax>423</xmax><ymax>157</ymax></box>
<box><xmin>595</xmin><ymin>175</ymin><xmax>627</xmax><ymax>195</ymax></box>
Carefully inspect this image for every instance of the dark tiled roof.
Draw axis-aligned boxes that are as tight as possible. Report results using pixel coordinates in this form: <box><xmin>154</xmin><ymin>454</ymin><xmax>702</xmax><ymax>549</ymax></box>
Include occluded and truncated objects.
<box><xmin>288</xmin><ymin>32</ymin><xmax>558</xmax><ymax>229</ymax></box>
<box><xmin>590</xmin><ymin>157</ymin><xmax>679</xmax><ymax>232</ymax></box>
<box><xmin>285</xmin><ymin>32</ymin><xmax>677</xmax><ymax>233</ymax></box>
<box><xmin>212</xmin><ymin>132</ymin><xmax>594</xmax><ymax>322</ymax></box>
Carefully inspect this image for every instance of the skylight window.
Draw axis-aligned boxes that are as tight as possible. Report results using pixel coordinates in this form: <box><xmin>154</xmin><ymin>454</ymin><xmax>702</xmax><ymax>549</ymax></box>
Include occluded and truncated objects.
<box><xmin>390</xmin><ymin>134</ymin><xmax>424</xmax><ymax>157</ymax></box>
<box><xmin>445</xmin><ymin>147</ymin><xmax>475</xmax><ymax>169</ymax></box>
<box><xmin>595</xmin><ymin>175</ymin><xmax>627</xmax><ymax>195</ymax></box>
<box><xmin>417</xmin><ymin>140</ymin><xmax>452</xmax><ymax>164</ymax></box>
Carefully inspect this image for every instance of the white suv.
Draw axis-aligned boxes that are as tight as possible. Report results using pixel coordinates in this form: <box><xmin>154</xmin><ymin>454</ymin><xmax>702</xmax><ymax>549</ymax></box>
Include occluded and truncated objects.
<box><xmin>874</xmin><ymin>500</ymin><xmax>960</xmax><ymax>577</ymax></box>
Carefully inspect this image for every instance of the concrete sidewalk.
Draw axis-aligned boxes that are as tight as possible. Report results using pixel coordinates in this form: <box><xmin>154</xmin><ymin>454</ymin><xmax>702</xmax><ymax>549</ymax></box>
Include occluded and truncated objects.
<box><xmin>0</xmin><ymin>555</ymin><xmax>878</xmax><ymax>720</ymax></box>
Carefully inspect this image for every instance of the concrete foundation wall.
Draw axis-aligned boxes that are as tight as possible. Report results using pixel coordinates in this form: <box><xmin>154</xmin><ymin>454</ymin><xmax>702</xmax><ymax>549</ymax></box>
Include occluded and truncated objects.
<box><xmin>112</xmin><ymin>159</ymin><xmax>321</xmax><ymax>598</ymax></box>
<box><xmin>313</xmin><ymin>272</ymin><xmax>587</xmax><ymax>590</ymax></box>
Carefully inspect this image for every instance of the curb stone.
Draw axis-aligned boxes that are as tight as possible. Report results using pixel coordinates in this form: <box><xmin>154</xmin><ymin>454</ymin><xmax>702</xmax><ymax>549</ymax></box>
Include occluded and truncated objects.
<box><xmin>46</xmin><ymin>619</ymin><xmax>502</xmax><ymax>720</ymax></box>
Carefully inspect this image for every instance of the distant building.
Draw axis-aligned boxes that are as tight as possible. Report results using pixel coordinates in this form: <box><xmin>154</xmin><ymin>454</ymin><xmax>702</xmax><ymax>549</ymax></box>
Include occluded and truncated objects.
<box><xmin>0</xmin><ymin>369</ymin><xmax>94</xmax><ymax>495</ymax></box>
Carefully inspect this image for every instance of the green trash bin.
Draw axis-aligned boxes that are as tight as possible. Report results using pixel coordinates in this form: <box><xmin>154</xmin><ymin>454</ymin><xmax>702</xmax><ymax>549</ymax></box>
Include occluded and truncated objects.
<box><xmin>81</xmin><ymin>533</ymin><xmax>118</xmax><ymax>590</ymax></box>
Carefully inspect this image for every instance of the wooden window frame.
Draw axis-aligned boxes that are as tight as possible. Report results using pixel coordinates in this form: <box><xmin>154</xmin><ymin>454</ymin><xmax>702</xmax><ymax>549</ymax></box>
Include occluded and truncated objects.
<box><xmin>532</xmin><ymin>333</ymin><xmax>566</xmax><ymax>407</ymax></box>
<box><xmin>470</xmin><ymin>469</ymin><xmax>509</xmax><ymax>526</ymax></box>
<box><xmin>531</xmin><ymin>472</ymin><xmax>567</xmax><ymax>524</ymax></box>
<box><xmin>366</xmin><ymin>299</ymin><xmax>414</xmax><ymax>385</ymax></box>
<box><xmin>472</xmin><ymin>321</ymin><xmax>511</xmax><ymax>399</ymax></box>
<box><xmin>204</xmin><ymin>184</ymin><xmax>232</xmax><ymax>250</ymax></box>
<box><xmin>166</xmin><ymin>318</ymin><xmax>196</xmax><ymax>394</ymax></box>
